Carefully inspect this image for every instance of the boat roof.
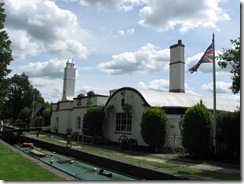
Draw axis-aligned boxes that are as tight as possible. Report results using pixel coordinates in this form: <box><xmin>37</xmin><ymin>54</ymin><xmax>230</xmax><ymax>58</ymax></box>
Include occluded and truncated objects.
<box><xmin>109</xmin><ymin>87</ymin><xmax>239</xmax><ymax>112</ymax></box>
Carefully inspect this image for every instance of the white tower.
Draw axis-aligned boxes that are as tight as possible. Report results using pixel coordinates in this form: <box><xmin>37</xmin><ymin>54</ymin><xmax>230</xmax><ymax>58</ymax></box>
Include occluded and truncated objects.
<box><xmin>61</xmin><ymin>59</ymin><xmax>76</xmax><ymax>101</ymax></box>
<box><xmin>169</xmin><ymin>40</ymin><xmax>185</xmax><ymax>93</ymax></box>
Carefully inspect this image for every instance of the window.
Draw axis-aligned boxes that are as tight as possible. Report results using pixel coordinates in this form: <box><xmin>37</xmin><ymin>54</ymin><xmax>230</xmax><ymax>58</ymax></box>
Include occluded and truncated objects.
<box><xmin>116</xmin><ymin>113</ymin><xmax>132</xmax><ymax>132</ymax></box>
<box><xmin>76</xmin><ymin>116</ymin><xmax>81</xmax><ymax>130</ymax></box>
<box><xmin>77</xmin><ymin>99</ymin><xmax>82</xmax><ymax>106</ymax></box>
<box><xmin>56</xmin><ymin>102</ymin><xmax>60</xmax><ymax>110</ymax></box>
<box><xmin>54</xmin><ymin>117</ymin><xmax>59</xmax><ymax>133</ymax></box>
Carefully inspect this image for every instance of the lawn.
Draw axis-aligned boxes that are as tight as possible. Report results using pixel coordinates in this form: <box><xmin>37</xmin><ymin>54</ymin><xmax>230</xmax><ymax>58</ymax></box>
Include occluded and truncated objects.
<box><xmin>0</xmin><ymin>141</ymin><xmax>64</xmax><ymax>181</ymax></box>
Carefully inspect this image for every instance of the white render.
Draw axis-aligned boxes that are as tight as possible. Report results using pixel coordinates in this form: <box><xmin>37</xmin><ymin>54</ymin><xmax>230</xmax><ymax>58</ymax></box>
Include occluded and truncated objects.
<box><xmin>62</xmin><ymin>59</ymin><xmax>76</xmax><ymax>101</ymax></box>
<box><xmin>169</xmin><ymin>40</ymin><xmax>185</xmax><ymax>93</ymax></box>
<box><xmin>51</xmin><ymin>95</ymin><xmax>108</xmax><ymax>134</ymax></box>
<box><xmin>103</xmin><ymin>88</ymin><xmax>146</xmax><ymax>145</ymax></box>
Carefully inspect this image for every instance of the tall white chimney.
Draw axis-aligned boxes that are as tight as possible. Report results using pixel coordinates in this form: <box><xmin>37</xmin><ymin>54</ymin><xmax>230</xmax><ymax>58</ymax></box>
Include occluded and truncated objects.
<box><xmin>61</xmin><ymin>59</ymin><xmax>76</xmax><ymax>101</ymax></box>
<box><xmin>169</xmin><ymin>40</ymin><xmax>185</xmax><ymax>93</ymax></box>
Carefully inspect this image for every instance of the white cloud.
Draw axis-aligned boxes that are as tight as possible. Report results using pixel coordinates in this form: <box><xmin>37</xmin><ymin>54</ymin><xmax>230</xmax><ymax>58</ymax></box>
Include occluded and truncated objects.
<box><xmin>5</xmin><ymin>0</ymin><xmax>89</xmax><ymax>60</ymax></box>
<box><xmin>138</xmin><ymin>0</ymin><xmax>230</xmax><ymax>33</ymax></box>
<box><xmin>137</xmin><ymin>79</ymin><xmax>169</xmax><ymax>91</ymax></box>
<box><xmin>201</xmin><ymin>81</ymin><xmax>240</xmax><ymax>103</ymax></box>
<box><xmin>118</xmin><ymin>28</ymin><xmax>135</xmax><ymax>36</ymax></box>
<box><xmin>7</xmin><ymin>29</ymin><xmax>41</xmax><ymax>60</ymax></box>
<box><xmin>18</xmin><ymin>58</ymin><xmax>68</xmax><ymax>79</ymax></box>
<box><xmin>99</xmin><ymin>43</ymin><xmax>170</xmax><ymax>75</ymax></box>
<box><xmin>79</xmin><ymin>0</ymin><xmax>146</xmax><ymax>12</ymax></box>
<box><xmin>137</xmin><ymin>80</ymin><xmax>201</xmax><ymax>96</ymax></box>
<box><xmin>201</xmin><ymin>81</ymin><xmax>232</xmax><ymax>94</ymax></box>
<box><xmin>29</xmin><ymin>77</ymin><xmax>63</xmax><ymax>102</ymax></box>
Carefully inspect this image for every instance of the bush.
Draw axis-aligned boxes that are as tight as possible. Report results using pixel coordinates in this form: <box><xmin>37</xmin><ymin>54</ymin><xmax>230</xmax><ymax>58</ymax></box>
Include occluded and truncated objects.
<box><xmin>141</xmin><ymin>107</ymin><xmax>167</xmax><ymax>151</ymax></box>
<box><xmin>182</xmin><ymin>101</ymin><xmax>213</xmax><ymax>158</ymax></box>
<box><xmin>216</xmin><ymin>110</ymin><xmax>240</xmax><ymax>163</ymax></box>
<box><xmin>82</xmin><ymin>106</ymin><xmax>105</xmax><ymax>138</ymax></box>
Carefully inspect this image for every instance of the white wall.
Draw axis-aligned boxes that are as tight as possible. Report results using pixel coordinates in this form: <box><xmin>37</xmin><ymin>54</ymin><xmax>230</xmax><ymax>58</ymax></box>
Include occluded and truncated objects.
<box><xmin>51</xmin><ymin>89</ymin><xmax>184</xmax><ymax>148</ymax></box>
<box><xmin>103</xmin><ymin>88</ymin><xmax>184</xmax><ymax>148</ymax></box>
<box><xmin>50</xmin><ymin>96</ymin><xmax>108</xmax><ymax>135</ymax></box>
<box><xmin>103</xmin><ymin>89</ymin><xmax>147</xmax><ymax>146</ymax></box>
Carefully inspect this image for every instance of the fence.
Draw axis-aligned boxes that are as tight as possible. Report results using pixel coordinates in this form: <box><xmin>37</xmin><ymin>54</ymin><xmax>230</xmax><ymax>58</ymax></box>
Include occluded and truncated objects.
<box><xmin>163</xmin><ymin>134</ymin><xmax>186</xmax><ymax>154</ymax></box>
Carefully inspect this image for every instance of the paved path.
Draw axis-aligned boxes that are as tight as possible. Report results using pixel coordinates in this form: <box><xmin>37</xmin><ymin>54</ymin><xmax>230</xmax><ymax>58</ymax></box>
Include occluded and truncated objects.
<box><xmin>127</xmin><ymin>155</ymin><xmax>240</xmax><ymax>175</ymax></box>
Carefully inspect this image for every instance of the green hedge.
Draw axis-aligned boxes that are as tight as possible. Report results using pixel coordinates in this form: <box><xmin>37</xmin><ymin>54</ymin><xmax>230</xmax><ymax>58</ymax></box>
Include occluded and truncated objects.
<box><xmin>216</xmin><ymin>110</ymin><xmax>240</xmax><ymax>163</ymax></box>
<box><xmin>141</xmin><ymin>107</ymin><xmax>167</xmax><ymax>151</ymax></box>
<box><xmin>83</xmin><ymin>106</ymin><xmax>105</xmax><ymax>138</ymax></box>
<box><xmin>182</xmin><ymin>101</ymin><xmax>213</xmax><ymax>158</ymax></box>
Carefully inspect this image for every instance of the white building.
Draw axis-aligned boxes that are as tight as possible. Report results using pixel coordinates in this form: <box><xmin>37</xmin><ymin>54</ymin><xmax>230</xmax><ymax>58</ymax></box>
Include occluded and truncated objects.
<box><xmin>50</xmin><ymin>59</ymin><xmax>108</xmax><ymax>134</ymax></box>
<box><xmin>50</xmin><ymin>40</ymin><xmax>239</xmax><ymax>148</ymax></box>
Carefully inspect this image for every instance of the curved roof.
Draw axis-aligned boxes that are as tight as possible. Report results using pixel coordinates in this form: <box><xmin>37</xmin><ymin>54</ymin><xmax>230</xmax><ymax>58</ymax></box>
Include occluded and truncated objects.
<box><xmin>107</xmin><ymin>87</ymin><xmax>239</xmax><ymax>112</ymax></box>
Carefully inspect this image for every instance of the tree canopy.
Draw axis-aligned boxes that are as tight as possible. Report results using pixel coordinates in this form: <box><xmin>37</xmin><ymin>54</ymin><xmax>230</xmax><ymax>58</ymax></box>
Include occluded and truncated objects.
<box><xmin>0</xmin><ymin>3</ymin><xmax>13</xmax><ymax>109</ymax></box>
<box><xmin>2</xmin><ymin>73</ymin><xmax>44</xmax><ymax>123</ymax></box>
<box><xmin>217</xmin><ymin>37</ymin><xmax>240</xmax><ymax>94</ymax></box>
<box><xmin>0</xmin><ymin>3</ymin><xmax>50</xmax><ymax>126</ymax></box>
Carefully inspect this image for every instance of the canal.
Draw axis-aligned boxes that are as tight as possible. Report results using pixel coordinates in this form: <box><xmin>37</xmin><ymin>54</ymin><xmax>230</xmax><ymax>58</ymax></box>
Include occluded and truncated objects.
<box><xmin>14</xmin><ymin>143</ymin><xmax>141</xmax><ymax>180</ymax></box>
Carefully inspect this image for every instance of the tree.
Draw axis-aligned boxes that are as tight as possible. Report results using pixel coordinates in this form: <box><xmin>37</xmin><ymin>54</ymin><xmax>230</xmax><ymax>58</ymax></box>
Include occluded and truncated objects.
<box><xmin>182</xmin><ymin>101</ymin><xmax>213</xmax><ymax>158</ymax></box>
<box><xmin>43</xmin><ymin>103</ymin><xmax>52</xmax><ymax>126</ymax></box>
<box><xmin>217</xmin><ymin>37</ymin><xmax>240</xmax><ymax>94</ymax></box>
<box><xmin>17</xmin><ymin>107</ymin><xmax>32</xmax><ymax>127</ymax></box>
<box><xmin>0</xmin><ymin>3</ymin><xmax>13</xmax><ymax>110</ymax></box>
<box><xmin>2</xmin><ymin>73</ymin><xmax>44</xmax><ymax>123</ymax></box>
<box><xmin>141</xmin><ymin>107</ymin><xmax>167</xmax><ymax>151</ymax></box>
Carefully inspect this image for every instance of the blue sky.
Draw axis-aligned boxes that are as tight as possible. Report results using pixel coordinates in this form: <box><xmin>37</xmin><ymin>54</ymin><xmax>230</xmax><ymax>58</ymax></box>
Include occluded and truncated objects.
<box><xmin>3</xmin><ymin>0</ymin><xmax>240</xmax><ymax>104</ymax></box>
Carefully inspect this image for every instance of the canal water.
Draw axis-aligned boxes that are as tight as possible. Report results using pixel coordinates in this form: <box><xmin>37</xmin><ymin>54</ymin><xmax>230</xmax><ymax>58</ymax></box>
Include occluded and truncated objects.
<box><xmin>14</xmin><ymin>144</ymin><xmax>140</xmax><ymax>181</ymax></box>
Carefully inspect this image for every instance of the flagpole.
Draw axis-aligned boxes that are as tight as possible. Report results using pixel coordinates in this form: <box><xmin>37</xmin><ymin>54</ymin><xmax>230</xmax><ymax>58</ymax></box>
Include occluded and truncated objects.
<box><xmin>212</xmin><ymin>33</ymin><xmax>217</xmax><ymax>155</ymax></box>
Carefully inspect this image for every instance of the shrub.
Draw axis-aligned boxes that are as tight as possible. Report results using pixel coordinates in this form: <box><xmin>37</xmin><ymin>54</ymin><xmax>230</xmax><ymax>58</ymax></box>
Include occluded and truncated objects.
<box><xmin>82</xmin><ymin>106</ymin><xmax>105</xmax><ymax>138</ymax></box>
<box><xmin>182</xmin><ymin>101</ymin><xmax>213</xmax><ymax>158</ymax></box>
<box><xmin>141</xmin><ymin>107</ymin><xmax>167</xmax><ymax>151</ymax></box>
<box><xmin>217</xmin><ymin>110</ymin><xmax>240</xmax><ymax>162</ymax></box>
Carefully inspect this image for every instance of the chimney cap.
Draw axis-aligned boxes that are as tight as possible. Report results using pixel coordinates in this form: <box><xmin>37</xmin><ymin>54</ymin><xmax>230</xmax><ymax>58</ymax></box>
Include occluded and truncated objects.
<box><xmin>170</xmin><ymin>39</ymin><xmax>185</xmax><ymax>49</ymax></box>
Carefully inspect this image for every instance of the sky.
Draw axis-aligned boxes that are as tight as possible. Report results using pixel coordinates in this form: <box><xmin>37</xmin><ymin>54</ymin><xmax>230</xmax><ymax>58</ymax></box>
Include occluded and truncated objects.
<box><xmin>2</xmin><ymin>0</ymin><xmax>240</xmax><ymax>104</ymax></box>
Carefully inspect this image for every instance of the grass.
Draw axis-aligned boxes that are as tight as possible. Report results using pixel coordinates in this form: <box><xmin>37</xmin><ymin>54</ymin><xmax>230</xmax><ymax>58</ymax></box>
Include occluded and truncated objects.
<box><xmin>36</xmin><ymin>135</ymin><xmax>66</xmax><ymax>145</ymax></box>
<box><xmin>30</xmin><ymin>133</ymin><xmax>241</xmax><ymax>180</ymax></box>
<box><xmin>0</xmin><ymin>142</ymin><xmax>64</xmax><ymax>180</ymax></box>
<box><xmin>80</xmin><ymin>146</ymin><xmax>240</xmax><ymax>180</ymax></box>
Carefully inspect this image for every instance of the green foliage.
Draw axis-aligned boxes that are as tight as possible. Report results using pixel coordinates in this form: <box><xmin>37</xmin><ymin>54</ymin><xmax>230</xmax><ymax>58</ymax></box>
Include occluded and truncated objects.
<box><xmin>2</xmin><ymin>73</ymin><xmax>44</xmax><ymax>123</ymax></box>
<box><xmin>217</xmin><ymin>37</ymin><xmax>240</xmax><ymax>94</ymax></box>
<box><xmin>141</xmin><ymin>107</ymin><xmax>167</xmax><ymax>150</ymax></box>
<box><xmin>216</xmin><ymin>110</ymin><xmax>240</xmax><ymax>162</ymax></box>
<box><xmin>43</xmin><ymin>105</ymin><xmax>52</xmax><ymax>126</ymax></box>
<box><xmin>17</xmin><ymin>107</ymin><xmax>32</xmax><ymax>123</ymax></box>
<box><xmin>182</xmin><ymin>101</ymin><xmax>213</xmax><ymax>158</ymax></box>
<box><xmin>0</xmin><ymin>3</ymin><xmax>13</xmax><ymax>110</ymax></box>
<box><xmin>83</xmin><ymin>106</ymin><xmax>105</xmax><ymax>137</ymax></box>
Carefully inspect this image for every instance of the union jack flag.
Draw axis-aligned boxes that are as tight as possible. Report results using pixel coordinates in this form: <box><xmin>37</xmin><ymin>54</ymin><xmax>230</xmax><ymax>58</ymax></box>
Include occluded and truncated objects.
<box><xmin>189</xmin><ymin>43</ymin><xmax>213</xmax><ymax>73</ymax></box>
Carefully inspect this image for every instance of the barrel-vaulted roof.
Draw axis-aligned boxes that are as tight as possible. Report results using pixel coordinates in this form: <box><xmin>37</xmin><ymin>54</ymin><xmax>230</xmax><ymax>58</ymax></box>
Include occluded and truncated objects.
<box><xmin>107</xmin><ymin>87</ymin><xmax>239</xmax><ymax>112</ymax></box>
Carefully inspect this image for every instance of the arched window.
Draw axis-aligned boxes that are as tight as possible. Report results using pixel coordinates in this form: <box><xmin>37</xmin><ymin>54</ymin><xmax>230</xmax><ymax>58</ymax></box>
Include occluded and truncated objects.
<box><xmin>76</xmin><ymin>116</ymin><xmax>81</xmax><ymax>130</ymax></box>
